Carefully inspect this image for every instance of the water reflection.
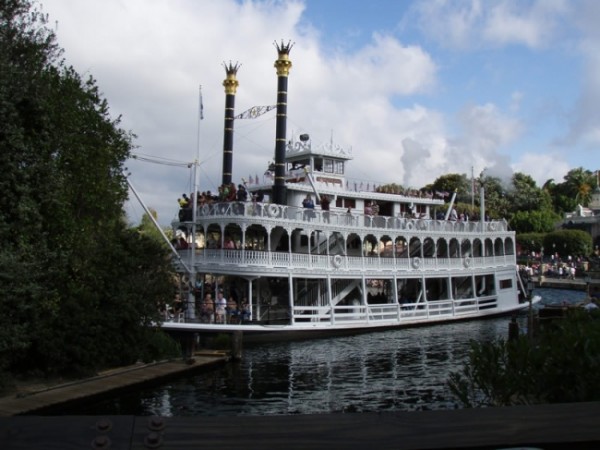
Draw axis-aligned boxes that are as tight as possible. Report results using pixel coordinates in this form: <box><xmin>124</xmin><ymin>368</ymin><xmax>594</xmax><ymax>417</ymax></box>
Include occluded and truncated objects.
<box><xmin>62</xmin><ymin>288</ymin><xmax>586</xmax><ymax>416</ymax></box>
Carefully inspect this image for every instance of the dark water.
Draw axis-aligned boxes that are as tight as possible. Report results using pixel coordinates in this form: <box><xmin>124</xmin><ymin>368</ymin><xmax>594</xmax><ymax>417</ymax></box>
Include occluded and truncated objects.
<box><xmin>61</xmin><ymin>288</ymin><xmax>586</xmax><ymax>416</ymax></box>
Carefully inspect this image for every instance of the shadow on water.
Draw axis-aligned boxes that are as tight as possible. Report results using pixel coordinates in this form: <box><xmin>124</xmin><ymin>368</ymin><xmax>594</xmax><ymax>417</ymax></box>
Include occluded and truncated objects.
<box><xmin>56</xmin><ymin>288</ymin><xmax>586</xmax><ymax>416</ymax></box>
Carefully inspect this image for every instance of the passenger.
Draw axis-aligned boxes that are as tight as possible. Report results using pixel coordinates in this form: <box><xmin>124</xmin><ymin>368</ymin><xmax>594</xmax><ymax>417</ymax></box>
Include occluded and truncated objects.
<box><xmin>226</xmin><ymin>296</ymin><xmax>240</xmax><ymax>323</ymax></box>
<box><xmin>178</xmin><ymin>194</ymin><xmax>190</xmax><ymax>208</ymax></box>
<box><xmin>215</xmin><ymin>291</ymin><xmax>227</xmax><ymax>323</ymax></box>
<box><xmin>371</xmin><ymin>201</ymin><xmax>379</xmax><ymax>216</ymax></box>
<box><xmin>200</xmin><ymin>293</ymin><xmax>214</xmax><ymax>323</ymax></box>
<box><xmin>174</xmin><ymin>230</ymin><xmax>189</xmax><ymax>250</ymax></box>
<box><xmin>227</xmin><ymin>183</ymin><xmax>237</xmax><ymax>201</ymax></box>
<box><xmin>224</xmin><ymin>236</ymin><xmax>235</xmax><ymax>249</ymax></box>
<box><xmin>236</xmin><ymin>184</ymin><xmax>248</xmax><ymax>201</ymax></box>
<box><xmin>172</xmin><ymin>294</ymin><xmax>183</xmax><ymax>315</ymax></box>
<box><xmin>302</xmin><ymin>194</ymin><xmax>315</xmax><ymax>220</ymax></box>
<box><xmin>240</xmin><ymin>298</ymin><xmax>251</xmax><ymax>322</ymax></box>
<box><xmin>449</xmin><ymin>207</ymin><xmax>458</xmax><ymax>221</ymax></box>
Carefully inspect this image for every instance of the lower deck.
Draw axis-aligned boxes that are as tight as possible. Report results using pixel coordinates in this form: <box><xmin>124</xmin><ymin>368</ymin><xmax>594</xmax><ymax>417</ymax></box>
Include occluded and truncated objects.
<box><xmin>162</xmin><ymin>267</ymin><xmax>536</xmax><ymax>335</ymax></box>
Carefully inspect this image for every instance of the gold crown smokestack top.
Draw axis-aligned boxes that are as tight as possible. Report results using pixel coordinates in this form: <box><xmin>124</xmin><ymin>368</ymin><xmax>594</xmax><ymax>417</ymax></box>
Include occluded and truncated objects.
<box><xmin>272</xmin><ymin>40</ymin><xmax>293</xmax><ymax>205</ymax></box>
<box><xmin>221</xmin><ymin>61</ymin><xmax>241</xmax><ymax>186</ymax></box>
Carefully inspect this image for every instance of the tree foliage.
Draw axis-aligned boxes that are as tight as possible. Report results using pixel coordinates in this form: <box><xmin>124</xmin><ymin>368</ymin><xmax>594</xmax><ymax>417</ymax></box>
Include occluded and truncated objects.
<box><xmin>542</xmin><ymin>229</ymin><xmax>593</xmax><ymax>260</ymax></box>
<box><xmin>545</xmin><ymin>167</ymin><xmax>597</xmax><ymax>215</ymax></box>
<box><xmin>510</xmin><ymin>209</ymin><xmax>560</xmax><ymax>233</ymax></box>
<box><xmin>429</xmin><ymin>173</ymin><xmax>470</xmax><ymax>200</ymax></box>
<box><xmin>448</xmin><ymin>311</ymin><xmax>600</xmax><ymax>407</ymax></box>
<box><xmin>0</xmin><ymin>0</ymin><xmax>178</xmax><ymax>386</ymax></box>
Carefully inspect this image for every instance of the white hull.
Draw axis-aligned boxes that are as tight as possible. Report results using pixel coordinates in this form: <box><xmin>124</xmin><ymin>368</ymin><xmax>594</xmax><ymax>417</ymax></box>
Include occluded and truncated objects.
<box><xmin>162</xmin><ymin>295</ymin><xmax>539</xmax><ymax>342</ymax></box>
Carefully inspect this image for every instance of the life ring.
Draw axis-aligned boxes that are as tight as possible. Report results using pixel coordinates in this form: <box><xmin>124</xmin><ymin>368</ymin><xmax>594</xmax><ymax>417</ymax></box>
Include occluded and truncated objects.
<box><xmin>268</xmin><ymin>203</ymin><xmax>280</xmax><ymax>218</ymax></box>
<box><xmin>488</xmin><ymin>222</ymin><xmax>496</xmax><ymax>231</ymax></box>
<box><xmin>463</xmin><ymin>257</ymin><xmax>472</xmax><ymax>268</ymax></box>
<box><xmin>412</xmin><ymin>257</ymin><xmax>421</xmax><ymax>269</ymax></box>
<box><xmin>201</xmin><ymin>204</ymin><xmax>209</xmax><ymax>215</ymax></box>
<box><xmin>406</xmin><ymin>222</ymin><xmax>414</xmax><ymax>231</ymax></box>
<box><xmin>332</xmin><ymin>254</ymin><xmax>343</xmax><ymax>268</ymax></box>
<box><xmin>182</xmin><ymin>274</ymin><xmax>189</xmax><ymax>284</ymax></box>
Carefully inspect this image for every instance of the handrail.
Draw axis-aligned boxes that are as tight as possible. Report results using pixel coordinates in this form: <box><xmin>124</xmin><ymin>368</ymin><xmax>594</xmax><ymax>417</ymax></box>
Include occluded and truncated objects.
<box><xmin>182</xmin><ymin>201</ymin><xmax>509</xmax><ymax>233</ymax></box>
<box><xmin>175</xmin><ymin>250</ymin><xmax>515</xmax><ymax>273</ymax></box>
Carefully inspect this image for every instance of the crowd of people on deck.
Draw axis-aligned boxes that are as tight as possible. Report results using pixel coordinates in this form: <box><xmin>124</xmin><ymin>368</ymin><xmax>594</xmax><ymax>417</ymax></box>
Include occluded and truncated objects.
<box><xmin>164</xmin><ymin>280</ymin><xmax>252</xmax><ymax>325</ymax></box>
<box><xmin>177</xmin><ymin>182</ymin><xmax>256</xmax><ymax>221</ymax></box>
<box><xmin>196</xmin><ymin>280</ymin><xmax>251</xmax><ymax>324</ymax></box>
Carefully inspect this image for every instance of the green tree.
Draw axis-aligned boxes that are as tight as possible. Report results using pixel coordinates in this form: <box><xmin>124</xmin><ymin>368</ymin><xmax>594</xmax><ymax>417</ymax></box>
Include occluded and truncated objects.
<box><xmin>479</xmin><ymin>175</ymin><xmax>509</xmax><ymax>219</ymax></box>
<box><xmin>449</xmin><ymin>311</ymin><xmax>600</xmax><ymax>407</ymax></box>
<box><xmin>429</xmin><ymin>173</ymin><xmax>470</xmax><ymax>200</ymax></box>
<box><xmin>510</xmin><ymin>209</ymin><xmax>560</xmax><ymax>233</ymax></box>
<box><xmin>508</xmin><ymin>173</ymin><xmax>552</xmax><ymax>212</ymax></box>
<box><xmin>0</xmin><ymin>0</ymin><xmax>178</xmax><ymax>384</ymax></box>
<box><xmin>545</xmin><ymin>167</ymin><xmax>596</xmax><ymax>214</ymax></box>
<box><xmin>543</xmin><ymin>229</ymin><xmax>593</xmax><ymax>260</ymax></box>
<box><xmin>137</xmin><ymin>208</ymin><xmax>171</xmax><ymax>245</ymax></box>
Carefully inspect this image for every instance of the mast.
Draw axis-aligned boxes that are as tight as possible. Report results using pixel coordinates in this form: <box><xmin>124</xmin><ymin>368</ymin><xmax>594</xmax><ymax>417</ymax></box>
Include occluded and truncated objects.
<box><xmin>186</xmin><ymin>86</ymin><xmax>205</xmax><ymax>320</ymax></box>
<box><xmin>221</xmin><ymin>62</ymin><xmax>240</xmax><ymax>186</ymax></box>
<box><xmin>272</xmin><ymin>40</ymin><xmax>293</xmax><ymax>205</ymax></box>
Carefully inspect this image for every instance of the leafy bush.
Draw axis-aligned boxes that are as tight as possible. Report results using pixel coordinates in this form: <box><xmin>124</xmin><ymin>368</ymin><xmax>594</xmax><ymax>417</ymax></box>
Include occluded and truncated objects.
<box><xmin>448</xmin><ymin>310</ymin><xmax>600</xmax><ymax>407</ymax></box>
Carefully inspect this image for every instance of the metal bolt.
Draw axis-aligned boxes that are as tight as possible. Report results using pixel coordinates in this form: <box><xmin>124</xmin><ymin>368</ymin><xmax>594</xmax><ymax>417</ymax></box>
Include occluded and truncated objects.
<box><xmin>95</xmin><ymin>419</ymin><xmax>112</xmax><ymax>432</ymax></box>
<box><xmin>144</xmin><ymin>431</ymin><xmax>162</xmax><ymax>448</ymax></box>
<box><xmin>91</xmin><ymin>435</ymin><xmax>111</xmax><ymax>449</ymax></box>
<box><xmin>147</xmin><ymin>416</ymin><xmax>165</xmax><ymax>431</ymax></box>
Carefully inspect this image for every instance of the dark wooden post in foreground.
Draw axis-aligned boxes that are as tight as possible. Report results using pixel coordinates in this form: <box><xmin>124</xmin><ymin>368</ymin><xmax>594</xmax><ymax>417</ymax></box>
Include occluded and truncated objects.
<box><xmin>231</xmin><ymin>331</ymin><xmax>243</xmax><ymax>360</ymax></box>
<box><xmin>508</xmin><ymin>315</ymin><xmax>519</xmax><ymax>341</ymax></box>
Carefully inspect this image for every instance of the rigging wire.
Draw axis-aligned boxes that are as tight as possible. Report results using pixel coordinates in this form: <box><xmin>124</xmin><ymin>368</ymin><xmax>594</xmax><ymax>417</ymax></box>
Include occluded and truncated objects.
<box><xmin>130</xmin><ymin>152</ymin><xmax>191</xmax><ymax>168</ymax></box>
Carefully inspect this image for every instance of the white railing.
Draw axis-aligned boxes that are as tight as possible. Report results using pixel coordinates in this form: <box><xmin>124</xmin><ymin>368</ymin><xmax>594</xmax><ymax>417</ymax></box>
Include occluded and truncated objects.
<box><xmin>184</xmin><ymin>201</ymin><xmax>508</xmax><ymax>233</ymax></box>
<box><xmin>288</xmin><ymin>295</ymin><xmax>498</xmax><ymax>326</ymax></box>
<box><xmin>177</xmin><ymin>249</ymin><xmax>514</xmax><ymax>272</ymax></box>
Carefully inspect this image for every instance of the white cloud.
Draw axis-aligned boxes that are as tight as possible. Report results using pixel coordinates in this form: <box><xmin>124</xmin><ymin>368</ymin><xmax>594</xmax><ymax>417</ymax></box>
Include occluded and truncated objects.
<box><xmin>39</xmin><ymin>0</ymin><xmax>594</xmax><ymax>225</ymax></box>
<box><xmin>408</xmin><ymin>0</ymin><xmax>569</xmax><ymax>49</ymax></box>
<box><xmin>562</xmin><ymin>1</ymin><xmax>600</xmax><ymax>150</ymax></box>
<box><xmin>447</xmin><ymin>103</ymin><xmax>524</xmax><ymax>181</ymax></box>
<box><xmin>512</xmin><ymin>152</ymin><xmax>571</xmax><ymax>186</ymax></box>
<box><xmin>483</xmin><ymin>0</ymin><xmax>568</xmax><ymax>48</ymax></box>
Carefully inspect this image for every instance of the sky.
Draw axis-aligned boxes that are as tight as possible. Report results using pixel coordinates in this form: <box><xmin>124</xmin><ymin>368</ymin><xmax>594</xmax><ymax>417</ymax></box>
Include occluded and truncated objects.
<box><xmin>39</xmin><ymin>0</ymin><xmax>600</xmax><ymax>225</ymax></box>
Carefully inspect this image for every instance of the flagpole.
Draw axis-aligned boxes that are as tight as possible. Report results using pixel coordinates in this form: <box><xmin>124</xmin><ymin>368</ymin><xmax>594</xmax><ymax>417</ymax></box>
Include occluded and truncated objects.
<box><xmin>187</xmin><ymin>85</ymin><xmax>203</xmax><ymax>320</ymax></box>
<box><xmin>471</xmin><ymin>166</ymin><xmax>475</xmax><ymax>211</ymax></box>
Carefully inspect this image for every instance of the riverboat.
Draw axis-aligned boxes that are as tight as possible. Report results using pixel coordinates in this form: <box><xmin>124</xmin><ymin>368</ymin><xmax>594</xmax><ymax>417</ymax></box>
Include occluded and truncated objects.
<box><xmin>161</xmin><ymin>42</ymin><xmax>538</xmax><ymax>341</ymax></box>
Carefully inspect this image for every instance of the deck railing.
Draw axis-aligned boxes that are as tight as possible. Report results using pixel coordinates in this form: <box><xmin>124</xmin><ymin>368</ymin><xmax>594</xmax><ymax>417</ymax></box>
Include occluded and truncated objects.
<box><xmin>178</xmin><ymin>249</ymin><xmax>514</xmax><ymax>272</ymax></box>
<box><xmin>288</xmin><ymin>295</ymin><xmax>499</xmax><ymax>326</ymax></box>
<box><xmin>181</xmin><ymin>201</ymin><xmax>507</xmax><ymax>233</ymax></box>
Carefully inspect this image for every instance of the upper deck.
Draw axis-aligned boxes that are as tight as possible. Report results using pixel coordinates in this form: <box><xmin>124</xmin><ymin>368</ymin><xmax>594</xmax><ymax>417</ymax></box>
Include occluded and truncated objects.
<box><xmin>172</xmin><ymin>200</ymin><xmax>515</xmax><ymax>277</ymax></box>
<box><xmin>179</xmin><ymin>201</ymin><xmax>508</xmax><ymax>235</ymax></box>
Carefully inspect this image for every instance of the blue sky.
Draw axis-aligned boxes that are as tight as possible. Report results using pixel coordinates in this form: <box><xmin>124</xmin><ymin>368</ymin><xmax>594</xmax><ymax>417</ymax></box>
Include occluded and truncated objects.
<box><xmin>40</xmin><ymin>0</ymin><xmax>599</xmax><ymax>224</ymax></box>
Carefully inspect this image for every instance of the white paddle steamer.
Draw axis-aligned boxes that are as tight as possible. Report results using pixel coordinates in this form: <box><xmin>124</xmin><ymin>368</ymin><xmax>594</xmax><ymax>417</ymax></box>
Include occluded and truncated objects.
<box><xmin>162</xmin><ymin>42</ymin><xmax>536</xmax><ymax>341</ymax></box>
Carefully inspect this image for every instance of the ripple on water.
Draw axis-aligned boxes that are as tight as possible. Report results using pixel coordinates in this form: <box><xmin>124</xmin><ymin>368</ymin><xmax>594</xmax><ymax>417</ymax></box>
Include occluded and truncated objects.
<box><xmin>56</xmin><ymin>288</ymin><xmax>585</xmax><ymax>416</ymax></box>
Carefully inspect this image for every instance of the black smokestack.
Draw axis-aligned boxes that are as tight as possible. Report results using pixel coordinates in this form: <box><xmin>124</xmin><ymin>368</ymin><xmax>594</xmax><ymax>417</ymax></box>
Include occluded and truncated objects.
<box><xmin>221</xmin><ymin>61</ymin><xmax>240</xmax><ymax>186</ymax></box>
<box><xmin>272</xmin><ymin>40</ymin><xmax>293</xmax><ymax>205</ymax></box>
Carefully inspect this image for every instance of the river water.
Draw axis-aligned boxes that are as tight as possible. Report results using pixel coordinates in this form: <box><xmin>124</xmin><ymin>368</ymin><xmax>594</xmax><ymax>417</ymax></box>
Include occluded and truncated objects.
<box><xmin>63</xmin><ymin>288</ymin><xmax>586</xmax><ymax>416</ymax></box>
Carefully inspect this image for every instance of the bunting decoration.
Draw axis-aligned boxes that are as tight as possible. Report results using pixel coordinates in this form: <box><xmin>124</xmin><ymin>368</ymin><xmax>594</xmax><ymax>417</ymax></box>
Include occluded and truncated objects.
<box><xmin>235</xmin><ymin>105</ymin><xmax>277</xmax><ymax>120</ymax></box>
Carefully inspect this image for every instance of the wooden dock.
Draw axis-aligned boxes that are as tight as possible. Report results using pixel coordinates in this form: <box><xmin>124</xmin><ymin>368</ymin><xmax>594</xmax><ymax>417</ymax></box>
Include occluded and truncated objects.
<box><xmin>533</xmin><ymin>276</ymin><xmax>588</xmax><ymax>291</ymax></box>
<box><xmin>1</xmin><ymin>401</ymin><xmax>600</xmax><ymax>449</ymax></box>
<box><xmin>0</xmin><ymin>352</ymin><xmax>229</xmax><ymax>417</ymax></box>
